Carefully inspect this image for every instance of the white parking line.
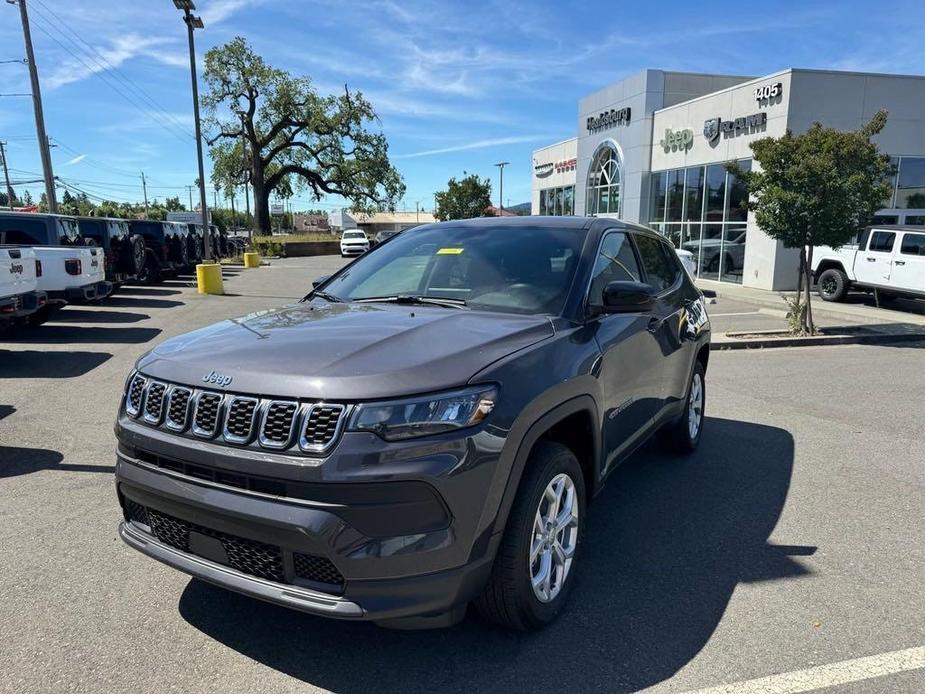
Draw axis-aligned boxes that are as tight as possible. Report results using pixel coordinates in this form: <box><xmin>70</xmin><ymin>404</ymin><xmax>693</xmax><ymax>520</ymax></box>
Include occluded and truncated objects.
<box><xmin>684</xmin><ymin>646</ymin><xmax>925</xmax><ymax>694</ymax></box>
<box><xmin>708</xmin><ymin>311</ymin><xmax>760</xmax><ymax>316</ymax></box>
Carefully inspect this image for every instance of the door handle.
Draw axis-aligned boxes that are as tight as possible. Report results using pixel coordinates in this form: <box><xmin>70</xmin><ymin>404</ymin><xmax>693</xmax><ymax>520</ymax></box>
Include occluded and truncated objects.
<box><xmin>866</xmin><ymin>257</ymin><xmax>876</xmax><ymax>262</ymax></box>
<box><xmin>894</xmin><ymin>260</ymin><xmax>906</xmax><ymax>266</ymax></box>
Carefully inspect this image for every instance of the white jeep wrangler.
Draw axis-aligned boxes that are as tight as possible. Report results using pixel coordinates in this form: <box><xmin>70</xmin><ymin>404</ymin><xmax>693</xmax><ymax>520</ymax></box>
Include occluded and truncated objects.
<box><xmin>812</xmin><ymin>226</ymin><xmax>925</xmax><ymax>302</ymax></box>
<box><xmin>0</xmin><ymin>246</ymin><xmax>47</xmax><ymax>329</ymax></box>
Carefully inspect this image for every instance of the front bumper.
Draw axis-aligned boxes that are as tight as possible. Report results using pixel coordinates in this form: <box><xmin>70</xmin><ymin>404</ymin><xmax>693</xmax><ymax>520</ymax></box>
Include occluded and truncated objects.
<box><xmin>341</xmin><ymin>245</ymin><xmax>368</xmax><ymax>255</ymax></box>
<box><xmin>114</xmin><ymin>419</ymin><xmax>505</xmax><ymax>621</ymax></box>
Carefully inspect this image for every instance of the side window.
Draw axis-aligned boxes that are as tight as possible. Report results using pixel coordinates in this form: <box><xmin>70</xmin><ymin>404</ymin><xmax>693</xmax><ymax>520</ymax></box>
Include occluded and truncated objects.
<box><xmin>0</xmin><ymin>219</ymin><xmax>46</xmax><ymax>245</ymax></box>
<box><xmin>588</xmin><ymin>232</ymin><xmax>641</xmax><ymax>304</ymax></box>
<box><xmin>868</xmin><ymin>231</ymin><xmax>896</xmax><ymax>253</ymax></box>
<box><xmin>635</xmin><ymin>234</ymin><xmax>679</xmax><ymax>292</ymax></box>
<box><xmin>900</xmin><ymin>233</ymin><xmax>925</xmax><ymax>256</ymax></box>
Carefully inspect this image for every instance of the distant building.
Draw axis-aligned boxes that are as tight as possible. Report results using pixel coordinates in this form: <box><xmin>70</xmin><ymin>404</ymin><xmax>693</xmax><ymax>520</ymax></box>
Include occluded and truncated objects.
<box><xmin>328</xmin><ymin>208</ymin><xmax>436</xmax><ymax>235</ymax></box>
<box><xmin>485</xmin><ymin>206</ymin><xmax>518</xmax><ymax>217</ymax></box>
<box><xmin>292</xmin><ymin>213</ymin><xmax>330</xmax><ymax>233</ymax></box>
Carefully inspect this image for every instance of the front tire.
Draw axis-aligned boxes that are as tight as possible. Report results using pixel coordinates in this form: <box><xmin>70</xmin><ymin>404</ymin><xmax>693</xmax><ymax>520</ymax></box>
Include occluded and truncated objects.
<box><xmin>660</xmin><ymin>360</ymin><xmax>705</xmax><ymax>454</ymax></box>
<box><xmin>817</xmin><ymin>268</ymin><xmax>849</xmax><ymax>302</ymax></box>
<box><xmin>476</xmin><ymin>441</ymin><xmax>585</xmax><ymax>631</ymax></box>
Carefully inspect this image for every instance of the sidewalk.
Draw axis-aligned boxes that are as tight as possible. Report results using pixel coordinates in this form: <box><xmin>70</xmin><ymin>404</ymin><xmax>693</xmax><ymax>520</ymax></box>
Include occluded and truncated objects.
<box><xmin>697</xmin><ymin>280</ymin><xmax>925</xmax><ymax>349</ymax></box>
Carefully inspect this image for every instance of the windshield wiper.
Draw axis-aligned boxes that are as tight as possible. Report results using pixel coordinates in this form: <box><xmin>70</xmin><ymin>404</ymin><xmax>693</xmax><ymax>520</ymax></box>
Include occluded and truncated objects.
<box><xmin>352</xmin><ymin>295</ymin><xmax>467</xmax><ymax>309</ymax></box>
<box><xmin>310</xmin><ymin>290</ymin><xmax>342</xmax><ymax>303</ymax></box>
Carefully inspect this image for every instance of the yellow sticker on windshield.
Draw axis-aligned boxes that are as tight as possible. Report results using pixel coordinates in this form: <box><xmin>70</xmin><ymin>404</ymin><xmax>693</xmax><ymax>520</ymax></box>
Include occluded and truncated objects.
<box><xmin>436</xmin><ymin>247</ymin><xmax>464</xmax><ymax>255</ymax></box>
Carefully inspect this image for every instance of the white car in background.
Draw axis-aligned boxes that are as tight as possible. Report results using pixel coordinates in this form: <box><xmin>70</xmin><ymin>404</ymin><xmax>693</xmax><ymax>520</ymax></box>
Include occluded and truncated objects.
<box><xmin>340</xmin><ymin>230</ymin><xmax>370</xmax><ymax>257</ymax></box>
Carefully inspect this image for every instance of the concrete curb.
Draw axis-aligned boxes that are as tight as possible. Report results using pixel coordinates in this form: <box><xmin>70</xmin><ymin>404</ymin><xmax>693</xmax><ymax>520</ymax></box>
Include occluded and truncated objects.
<box><xmin>712</xmin><ymin>331</ymin><xmax>925</xmax><ymax>350</ymax></box>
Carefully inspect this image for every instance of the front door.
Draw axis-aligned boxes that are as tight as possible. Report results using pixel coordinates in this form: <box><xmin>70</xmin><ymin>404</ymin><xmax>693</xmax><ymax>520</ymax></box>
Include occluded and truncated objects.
<box><xmin>589</xmin><ymin>231</ymin><xmax>665</xmax><ymax>470</ymax></box>
<box><xmin>891</xmin><ymin>231</ymin><xmax>925</xmax><ymax>293</ymax></box>
<box><xmin>854</xmin><ymin>229</ymin><xmax>896</xmax><ymax>287</ymax></box>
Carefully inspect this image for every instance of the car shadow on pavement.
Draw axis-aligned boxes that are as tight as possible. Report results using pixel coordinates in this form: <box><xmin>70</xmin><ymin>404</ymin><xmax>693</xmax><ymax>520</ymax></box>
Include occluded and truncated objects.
<box><xmin>115</xmin><ymin>286</ymin><xmax>182</xmax><ymax>297</ymax></box>
<box><xmin>49</xmin><ymin>309</ymin><xmax>151</xmax><ymax>324</ymax></box>
<box><xmin>3</xmin><ymin>325</ymin><xmax>161</xmax><ymax>345</ymax></box>
<box><xmin>0</xmin><ymin>445</ymin><xmax>112</xmax><ymax>478</ymax></box>
<box><xmin>0</xmin><ymin>349</ymin><xmax>112</xmax><ymax>377</ymax></box>
<box><xmin>102</xmin><ymin>296</ymin><xmax>186</xmax><ymax>310</ymax></box>
<box><xmin>178</xmin><ymin>416</ymin><xmax>810</xmax><ymax>694</ymax></box>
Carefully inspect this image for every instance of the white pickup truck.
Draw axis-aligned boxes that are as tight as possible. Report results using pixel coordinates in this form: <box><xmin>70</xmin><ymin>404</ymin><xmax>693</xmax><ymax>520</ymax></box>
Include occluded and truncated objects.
<box><xmin>0</xmin><ymin>246</ymin><xmax>47</xmax><ymax>329</ymax></box>
<box><xmin>812</xmin><ymin>225</ymin><xmax>925</xmax><ymax>302</ymax></box>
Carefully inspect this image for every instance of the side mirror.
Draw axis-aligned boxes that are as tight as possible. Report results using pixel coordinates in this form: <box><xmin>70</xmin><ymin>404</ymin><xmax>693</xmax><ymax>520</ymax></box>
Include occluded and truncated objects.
<box><xmin>601</xmin><ymin>281</ymin><xmax>657</xmax><ymax>313</ymax></box>
<box><xmin>312</xmin><ymin>275</ymin><xmax>330</xmax><ymax>288</ymax></box>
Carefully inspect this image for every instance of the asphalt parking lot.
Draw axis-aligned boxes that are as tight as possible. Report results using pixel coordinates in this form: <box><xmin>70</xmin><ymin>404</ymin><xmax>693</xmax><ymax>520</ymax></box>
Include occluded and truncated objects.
<box><xmin>1</xmin><ymin>256</ymin><xmax>923</xmax><ymax>693</ymax></box>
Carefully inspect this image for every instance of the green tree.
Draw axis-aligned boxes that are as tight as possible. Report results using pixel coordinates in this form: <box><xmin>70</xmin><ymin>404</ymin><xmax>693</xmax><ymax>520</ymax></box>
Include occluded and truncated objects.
<box><xmin>434</xmin><ymin>172</ymin><xmax>492</xmax><ymax>221</ymax></box>
<box><xmin>729</xmin><ymin>111</ymin><xmax>893</xmax><ymax>335</ymax></box>
<box><xmin>165</xmin><ymin>196</ymin><xmax>185</xmax><ymax>212</ymax></box>
<box><xmin>22</xmin><ymin>190</ymin><xmax>33</xmax><ymax>206</ymax></box>
<box><xmin>202</xmin><ymin>37</ymin><xmax>404</xmax><ymax>234</ymax></box>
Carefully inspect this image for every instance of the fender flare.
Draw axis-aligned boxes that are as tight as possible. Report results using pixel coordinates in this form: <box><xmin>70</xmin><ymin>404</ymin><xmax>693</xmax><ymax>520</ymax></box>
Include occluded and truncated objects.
<box><xmin>487</xmin><ymin>394</ymin><xmax>601</xmax><ymax>543</ymax></box>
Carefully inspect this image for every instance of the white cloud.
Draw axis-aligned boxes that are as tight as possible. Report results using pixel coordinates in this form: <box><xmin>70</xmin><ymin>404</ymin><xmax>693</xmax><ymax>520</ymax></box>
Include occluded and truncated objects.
<box><xmin>394</xmin><ymin>135</ymin><xmax>554</xmax><ymax>159</ymax></box>
<box><xmin>65</xmin><ymin>154</ymin><xmax>86</xmax><ymax>166</ymax></box>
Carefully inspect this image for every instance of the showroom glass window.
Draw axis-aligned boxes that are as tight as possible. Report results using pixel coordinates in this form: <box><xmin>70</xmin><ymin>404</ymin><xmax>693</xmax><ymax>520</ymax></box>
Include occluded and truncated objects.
<box><xmin>648</xmin><ymin>159</ymin><xmax>751</xmax><ymax>284</ymax></box>
<box><xmin>539</xmin><ymin>186</ymin><xmax>575</xmax><ymax>216</ymax></box>
<box><xmin>896</xmin><ymin>157</ymin><xmax>925</xmax><ymax>209</ymax></box>
<box><xmin>586</xmin><ymin>143</ymin><xmax>622</xmax><ymax>215</ymax></box>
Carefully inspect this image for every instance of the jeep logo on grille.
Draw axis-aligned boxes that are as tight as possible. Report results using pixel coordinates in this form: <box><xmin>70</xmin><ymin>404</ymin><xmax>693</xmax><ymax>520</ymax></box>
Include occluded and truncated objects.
<box><xmin>202</xmin><ymin>370</ymin><xmax>233</xmax><ymax>387</ymax></box>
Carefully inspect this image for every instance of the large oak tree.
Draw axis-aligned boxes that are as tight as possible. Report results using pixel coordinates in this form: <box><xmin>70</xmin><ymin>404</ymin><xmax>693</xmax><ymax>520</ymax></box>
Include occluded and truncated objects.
<box><xmin>203</xmin><ymin>37</ymin><xmax>404</xmax><ymax>234</ymax></box>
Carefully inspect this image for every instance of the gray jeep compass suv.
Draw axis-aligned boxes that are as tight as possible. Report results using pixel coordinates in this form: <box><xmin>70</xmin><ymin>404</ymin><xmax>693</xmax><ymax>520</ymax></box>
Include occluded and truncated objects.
<box><xmin>115</xmin><ymin>216</ymin><xmax>711</xmax><ymax>630</ymax></box>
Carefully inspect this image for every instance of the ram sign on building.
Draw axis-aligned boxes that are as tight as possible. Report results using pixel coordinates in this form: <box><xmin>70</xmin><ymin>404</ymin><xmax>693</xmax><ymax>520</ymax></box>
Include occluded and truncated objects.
<box><xmin>532</xmin><ymin>68</ymin><xmax>925</xmax><ymax>290</ymax></box>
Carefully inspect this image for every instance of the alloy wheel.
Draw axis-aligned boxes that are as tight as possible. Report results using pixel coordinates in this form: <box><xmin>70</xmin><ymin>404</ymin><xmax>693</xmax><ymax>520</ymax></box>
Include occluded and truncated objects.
<box><xmin>530</xmin><ymin>473</ymin><xmax>579</xmax><ymax>603</ymax></box>
<box><xmin>688</xmin><ymin>372</ymin><xmax>703</xmax><ymax>439</ymax></box>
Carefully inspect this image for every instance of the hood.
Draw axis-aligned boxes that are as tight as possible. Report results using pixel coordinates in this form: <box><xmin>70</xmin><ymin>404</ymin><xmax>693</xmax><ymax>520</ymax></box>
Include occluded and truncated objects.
<box><xmin>137</xmin><ymin>300</ymin><xmax>554</xmax><ymax>400</ymax></box>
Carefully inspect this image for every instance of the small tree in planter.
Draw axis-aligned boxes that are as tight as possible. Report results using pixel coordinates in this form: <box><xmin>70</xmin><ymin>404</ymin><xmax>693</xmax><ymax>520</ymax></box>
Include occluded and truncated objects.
<box><xmin>728</xmin><ymin>111</ymin><xmax>893</xmax><ymax>335</ymax></box>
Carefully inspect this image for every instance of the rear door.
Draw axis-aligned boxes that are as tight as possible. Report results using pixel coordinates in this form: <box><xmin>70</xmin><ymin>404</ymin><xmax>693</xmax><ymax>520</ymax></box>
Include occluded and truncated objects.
<box><xmin>632</xmin><ymin>233</ymin><xmax>691</xmax><ymax>411</ymax></box>
<box><xmin>891</xmin><ymin>231</ymin><xmax>925</xmax><ymax>293</ymax></box>
<box><xmin>854</xmin><ymin>229</ymin><xmax>896</xmax><ymax>286</ymax></box>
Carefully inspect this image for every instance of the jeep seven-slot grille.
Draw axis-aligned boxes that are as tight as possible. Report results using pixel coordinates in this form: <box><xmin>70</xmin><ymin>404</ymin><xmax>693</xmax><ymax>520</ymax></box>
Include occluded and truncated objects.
<box><xmin>194</xmin><ymin>393</ymin><xmax>222</xmax><ymax>435</ymax></box>
<box><xmin>225</xmin><ymin>398</ymin><xmax>257</xmax><ymax>440</ymax></box>
<box><xmin>126</xmin><ymin>376</ymin><xmax>348</xmax><ymax>453</ymax></box>
<box><xmin>302</xmin><ymin>405</ymin><xmax>345</xmax><ymax>449</ymax></box>
<box><xmin>127</xmin><ymin>375</ymin><xmax>146</xmax><ymax>415</ymax></box>
<box><xmin>127</xmin><ymin>503</ymin><xmax>343</xmax><ymax>589</ymax></box>
<box><xmin>143</xmin><ymin>382</ymin><xmax>166</xmax><ymax>423</ymax></box>
<box><xmin>261</xmin><ymin>402</ymin><xmax>298</xmax><ymax>446</ymax></box>
<box><xmin>166</xmin><ymin>388</ymin><xmax>191</xmax><ymax>429</ymax></box>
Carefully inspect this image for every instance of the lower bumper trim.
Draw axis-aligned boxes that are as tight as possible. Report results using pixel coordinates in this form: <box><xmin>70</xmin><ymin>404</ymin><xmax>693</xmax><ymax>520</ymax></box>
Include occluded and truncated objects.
<box><xmin>119</xmin><ymin>521</ymin><xmax>364</xmax><ymax>618</ymax></box>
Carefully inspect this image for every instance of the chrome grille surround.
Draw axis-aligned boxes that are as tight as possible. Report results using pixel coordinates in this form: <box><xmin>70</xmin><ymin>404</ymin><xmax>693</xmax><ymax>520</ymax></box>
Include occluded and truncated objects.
<box><xmin>258</xmin><ymin>400</ymin><xmax>300</xmax><ymax>449</ymax></box>
<box><xmin>192</xmin><ymin>391</ymin><xmax>224</xmax><ymax>438</ymax></box>
<box><xmin>165</xmin><ymin>386</ymin><xmax>192</xmax><ymax>432</ymax></box>
<box><xmin>126</xmin><ymin>374</ymin><xmax>147</xmax><ymax>418</ymax></box>
<box><xmin>299</xmin><ymin>403</ymin><xmax>347</xmax><ymax>454</ymax></box>
<box><xmin>125</xmin><ymin>376</ymin><xmax>348</xmax><ymax>453</ymax></box>
<box><xmin>142</xmin><ymin>381</ymin><xmax>168</xmax><ymax>425</ymax></box>
<box><xmin>222</xmin><ymin>396</ymin><xmax>260</xmax><ymax>444</ymax></box>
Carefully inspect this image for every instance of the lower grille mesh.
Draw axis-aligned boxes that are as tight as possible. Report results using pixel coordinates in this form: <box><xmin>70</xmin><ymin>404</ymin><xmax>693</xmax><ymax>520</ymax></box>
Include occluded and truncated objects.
<box><xmin>294</xmin><ymin>552</ymin><xmax>345</xmax><ymax>588</ymax></box>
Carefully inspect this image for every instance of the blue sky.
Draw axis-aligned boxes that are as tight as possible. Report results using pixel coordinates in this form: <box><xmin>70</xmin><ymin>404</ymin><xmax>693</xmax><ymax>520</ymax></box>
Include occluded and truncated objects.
<box><xmin>1</xmin><ymin>0</ymin><xmax>922</xmax><ymax>213</ymax></box>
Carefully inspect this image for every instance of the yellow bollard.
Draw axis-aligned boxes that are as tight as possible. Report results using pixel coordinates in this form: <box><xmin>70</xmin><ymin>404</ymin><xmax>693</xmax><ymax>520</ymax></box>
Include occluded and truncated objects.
<box><xmin>196</xmin><ymin>263</ymin><xmax>224</xmax><ymax>295</ymax></box>
<box><xmin>243</xmin><ymin>252</ymin><xmax>261</xmax><ymax>269</ymax></box>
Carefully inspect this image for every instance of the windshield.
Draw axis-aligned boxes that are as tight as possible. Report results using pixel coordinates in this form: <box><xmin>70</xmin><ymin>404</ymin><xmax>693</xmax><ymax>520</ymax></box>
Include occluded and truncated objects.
<box><xmin>322</xmin><ymin>223</ymin><xmax>585</xmax><ymax>315</ymax></box>
<box><xmin>343</xmin><ymin>231</ymin><xmax>365</xmax><ymax>239</ymax></box>
<box><xmin>56</xmin><ymin>217</ymin><xmax>80</xmax><ymax>243</ymax></box>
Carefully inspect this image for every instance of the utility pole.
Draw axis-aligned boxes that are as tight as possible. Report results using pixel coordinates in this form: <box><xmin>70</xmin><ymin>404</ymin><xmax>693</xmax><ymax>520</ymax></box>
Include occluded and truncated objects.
<box><xmin>494</xmin><ymin>161</ymin><xmax>509</xmax><ymax>215</ymax></box>
<box><xmin>141</xmin><ymin>171</ymin><xmax>149</xmax><ymax>217</ymax></box>
<box><xmin>0</xmin><ymin>141</ymin><xmax>14</xmax><ymax>210</ymax></box>
<box><xmin>239</xmin><ymin>111</ymin><xmax>251</xmax><ymax>235</ymax></box>
<box><xmin>415</xmin><ymin>201</ymin><xmax>420</xmax><ymax>224</ymax></box>
<box><xmin>230</xmin><ymin>193</ymin><xmax>236</xmax><ymax>231</ymax></box>
<box><xmin>187</xmin><ymin>185</ymin><xmax>193</xmax><ymax>210</ymax></box>
<box><xmin>13</xmin><ymin>0</ymin><xmax>57</xmax><ymax>213</ymax></box>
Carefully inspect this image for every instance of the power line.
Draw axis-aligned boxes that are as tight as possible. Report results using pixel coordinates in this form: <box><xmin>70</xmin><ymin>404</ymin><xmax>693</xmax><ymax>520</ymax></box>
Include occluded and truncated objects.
<box><xmin>27</xmin><ymin>14</ymin><xmax>193</xmax><ymax>145</ymax></box>
<box><xmin>29</xmin><ymin>0</ymin><xmax>196</xmax><ymax>141</ymax></box>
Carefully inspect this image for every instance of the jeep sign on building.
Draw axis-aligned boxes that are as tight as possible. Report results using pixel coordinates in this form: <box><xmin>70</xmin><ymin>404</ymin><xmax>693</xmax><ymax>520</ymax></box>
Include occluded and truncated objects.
<box><xmin>532</xmin><ymin>68</ymin><xmax>925</xmax><ymax>290</ymax></box>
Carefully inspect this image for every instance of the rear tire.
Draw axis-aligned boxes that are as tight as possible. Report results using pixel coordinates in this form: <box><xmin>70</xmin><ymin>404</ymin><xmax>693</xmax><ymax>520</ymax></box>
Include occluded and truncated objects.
<box><xmin>817</xmin><ymin>268</ymin><xmax>849</xmax><ymax>302</ymax></box>
<box><xmin>475</xmin><ymin>441</ymin><xmax>585</xmax><ymax>631</ymax></box>
<box><xmin>659</xmin><ymin>360</ymin><xmax>705</xmax><ymax>454</ymax></box>
<box><xmin>138</xmin><ymin>252</ymin><xmax>162</xmax><ymax>285</ymax></box>
<box><xmin>121</xmin><ymin>235</ymin><xmax>146</xmax><ymax>275</ymax></box>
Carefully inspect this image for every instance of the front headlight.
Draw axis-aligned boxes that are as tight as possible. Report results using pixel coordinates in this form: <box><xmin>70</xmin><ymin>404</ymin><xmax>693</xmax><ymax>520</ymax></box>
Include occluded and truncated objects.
<box><xmin>349</xmin><ymin>385</ymin><xmax>497</xmax><ymax>441</ymax></box>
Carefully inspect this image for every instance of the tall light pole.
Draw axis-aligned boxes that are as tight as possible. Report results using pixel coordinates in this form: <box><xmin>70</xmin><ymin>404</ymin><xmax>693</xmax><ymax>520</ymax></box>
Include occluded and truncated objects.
<box><xmin>0</xmin><ymin>141</ymin><xmax>15</xmax><ymax>210</ymax></box>
<box><xmin>494</xmin><ymin>161</ymin><xmax>509</xmax><ymax>215</ymax></box>
<box><xmin>174</xmin><ymin>0</ymin><xmax>211</xmax><ymax>261</ymax></box>
<box><xmin>10</xmin><ymin>0</ymin><xmax>57</xmax><ymax>213</ymax></box>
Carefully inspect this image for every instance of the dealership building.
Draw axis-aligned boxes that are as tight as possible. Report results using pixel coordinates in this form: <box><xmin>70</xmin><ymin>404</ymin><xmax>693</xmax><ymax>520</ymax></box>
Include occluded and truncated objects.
<box><xmin>531</xmin><ymin>68</ymin><xmax>925</xmax><ymax>289</ymax></box>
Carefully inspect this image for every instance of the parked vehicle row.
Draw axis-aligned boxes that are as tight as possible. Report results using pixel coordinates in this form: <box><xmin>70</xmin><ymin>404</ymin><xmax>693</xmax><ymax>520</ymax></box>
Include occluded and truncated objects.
<box><xmin>0</xmin><ymin>211</ymin><xmax>233</xmax><ymax>330</ymax></box>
